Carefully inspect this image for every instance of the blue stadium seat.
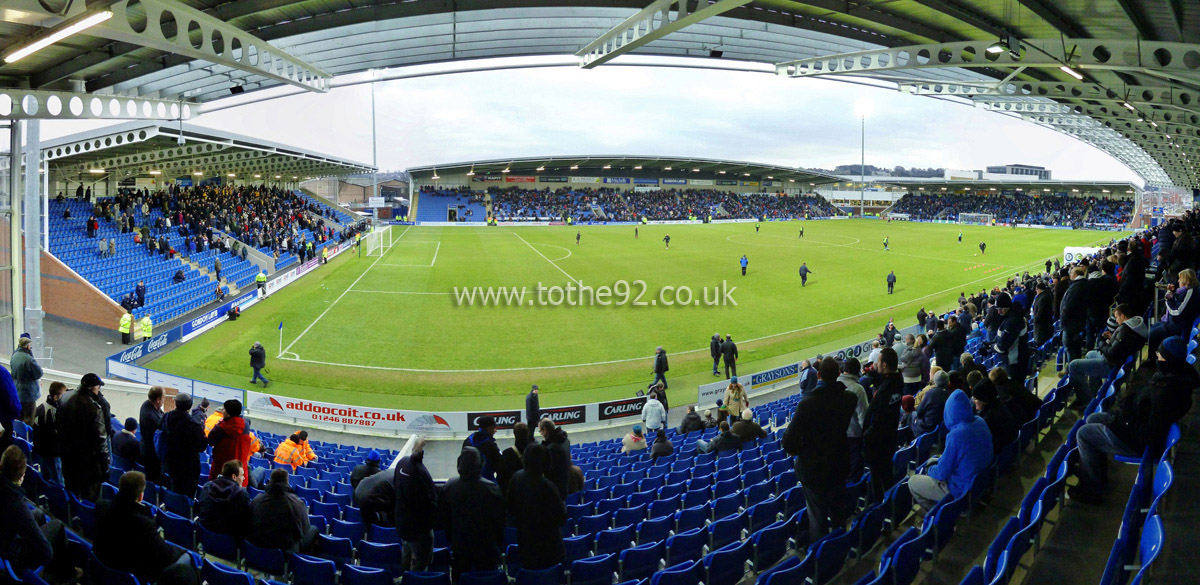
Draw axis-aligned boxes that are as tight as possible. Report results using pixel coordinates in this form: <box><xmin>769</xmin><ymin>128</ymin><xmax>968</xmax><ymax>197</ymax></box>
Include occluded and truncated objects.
<box><xmin>240</xmin><ymin>541</ymin><xmax>286</xmax><ymax>578</ymax></box>
<box><xmin>368</xmin><ymin>524</ymin><xmax>401</xmax><ymax>545</ymax></box>
<box><xmin>359</xmin><ymin>541</ymin><xmax>405</xmax><ymax>579</ymax></box>
<box><xmin>750</xmin><ymin>519</ymin><xmax>794</xmax><ymax>568</ymax></box>
<box><xmin>401</xmin><ymin>572</ymin><xmax>450</xmax><ymax>585</ymax></box>
<box><xmin>200</xmin><ymin>560</ymin><xmax>253</xmax><ymax>585</ymax></box>
<box><xmin>665</xmin><ymin>527</ymin><xmax>707</xmax><ymax>565</ymax></box>
<box><xmin>290</xmin><ymin>554</ymin><xmax>336</xmax><ymax>585</ymax></box>
<box><xmin>563</xmin><ymin>534</ymin><xmax>593</xmax><ymax>566</ymax></box>
<box><xmin>636</xmin><ymin>515</ymin><xmax>673</xmax><ymax>545</ymax></box>
<box><xmin>619</xmin><ymin>540</ymin><xmax>665</xmax><ymax>583</ymax></box>
<box><xmin>459</xmin><ymin>570</ymin><xmax>507</xmax><ymax>585</ymax></box>
<box><xmin>703</xmin><ymin>539</ymin><xmax>752</xmax><ymax>585</ymax></box>
<box><xmin>570</xmin><ymin>554</ymin><xmax>618</xmax><ymax>585</ymax></box>
<box><xmin>707</xmin><ymin>512</ymin><xmax>746</xmax><ymax>550</ymax></box>
<box><xmin>576</xmin><ymin>512</ymin><xmax>612</xmax><ymax>536</ymax></box>
<box><xmin>156</xmin><ymin>509</ymin><xmax>195</xmax><ymax>549</ymax></box>
<box><xmin>342</xmin><ymin>565</ymin><xmax>394</xmax><ymax>585</ymax></box>
<box><xmin>596</xmin><ymin>525</ymin><xmax>636</xmax><ymax>557</ymax></box>
<box><xmin>315</xmin><ymin>534</ymin><xmax>354</xmax><ymax>570</ymax></box>
<box><xmin>812</xmin><ymin>527</ymin><xmax>857</xmax><ymax>585</ymax></box>
<box><xmin>196</xmin><ymin>524</ymin><xmax>239</xmax><ymax>561</ymax></box>
<box><xmin>650</xmin><ymin>560</ymin><xmax>702</xmax><ymax>585</ymax></box>
<box><xmin>759</xmin><ymin>554</ymin><xmax>812</xmax><ymax>585</ymax></box>
<box><xmin>984</xmin><ymin>517</ymin><xmax>1020</xmax><ymax>584</ymax></box>
<box><xmin>516</xmin><ymin>565</ymin><xmax>563</xmax><ymax>585</ymax></box>
<box><xmin>88</xmin><ymin>553</ymin><xmax>141</xmax><ymax>585</ymax></box>
<box><xmin>331</xmin><ymin>518</ymin><xmax>365</xmax><ymax>545</ymax></box>
<box><xmin>889</xmin><ymin>526</ymin><xmax>933</xmax><ymax>585</ymax></box>
<box><xmin>850</xmin><ymin>502</ymin><xmax>887</xmax><ymax>559</ymax></box>
<box><xmin>1130</xmin><ymin>515</ymin><xmax>1164</xmax><ymax>585</ymax></box>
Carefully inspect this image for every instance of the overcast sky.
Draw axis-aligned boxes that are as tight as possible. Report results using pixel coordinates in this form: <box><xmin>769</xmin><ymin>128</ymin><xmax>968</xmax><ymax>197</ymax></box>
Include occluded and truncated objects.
<box><xmin>28</xmin><ymin>59</ymin><xmax>1142</xmax><ymax>183</ymax></box>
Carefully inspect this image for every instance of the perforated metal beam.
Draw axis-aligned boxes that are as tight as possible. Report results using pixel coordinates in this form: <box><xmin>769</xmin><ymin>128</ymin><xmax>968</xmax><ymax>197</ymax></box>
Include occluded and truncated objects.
<box><xmin>775</xmin><ymin>39</ymin><xmax>1200</xmax><ymax>80</ymax></box>
<box><xmin>0</xmin><ymin>88</ymin><xmax>195</xmax><ymax>120</ymax></box>
<box><xmin>899</xmin><ymin>80</ymin><xmax>1200</xmax><ymax>118</ymax></box>
<box><xmin>577</xmin><ymin>0</ymin><xmax>755</xmax><ymax>68</ymax></box>
<box><xmin>7</xmin><ymin>0</ymin><xmax>330</xmax><ymax>94</ymax></box>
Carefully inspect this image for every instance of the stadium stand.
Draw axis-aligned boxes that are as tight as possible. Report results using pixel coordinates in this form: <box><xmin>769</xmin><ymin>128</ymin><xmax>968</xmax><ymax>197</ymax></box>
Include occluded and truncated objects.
<box><xmin>889</xmin><ymin>193</ymin><xmax>1133</xmax><ymax>227</ymax></box>
<box><xmin>3</xmin><ymin>215</ymin><xmax>1195</xmax><ymax>585</ymax></box>
<box><xmin>46</xmin><ymin>186</ymin><xmax>358</xmax><ymax>327</ymax></box>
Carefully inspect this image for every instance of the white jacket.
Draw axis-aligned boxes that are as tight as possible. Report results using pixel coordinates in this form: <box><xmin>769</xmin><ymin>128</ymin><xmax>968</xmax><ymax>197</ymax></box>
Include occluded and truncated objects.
<box><xmin>642</xmin><ymin>398</ymin><xmax>666</xmax><ymax>431</ymax></box>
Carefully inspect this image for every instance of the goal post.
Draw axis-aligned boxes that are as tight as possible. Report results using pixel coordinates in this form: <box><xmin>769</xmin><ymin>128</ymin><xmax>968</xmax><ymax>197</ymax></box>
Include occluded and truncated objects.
<box><xmin>364</xmin><ymin>224</ymin><xmax>393</xmax><ymax>257</ymax></box>
<box><xmin>957</xmin><ymin>212</ymin><xmax>994</xmax><ymax>226</ymax></box>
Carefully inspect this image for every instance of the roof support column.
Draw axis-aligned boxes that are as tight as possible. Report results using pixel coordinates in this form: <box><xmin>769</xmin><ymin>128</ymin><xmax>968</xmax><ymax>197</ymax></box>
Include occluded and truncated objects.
<box><xmin>8</xmin><ymin>122</ymin><xmax>24</xmax><ymax>355</ymax></box>
<box><xmin>23</xmin><ymin>120</ymin><xmax>44</xmax><ymax>358</ymax></box>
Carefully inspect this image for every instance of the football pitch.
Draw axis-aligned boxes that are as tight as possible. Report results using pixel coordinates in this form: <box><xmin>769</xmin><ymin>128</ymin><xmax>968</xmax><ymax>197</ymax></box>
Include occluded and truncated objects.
<box><xmin>151</xmin><ymin>220</ymin><xmax>1125</xmax><ymax>410</ymax></box>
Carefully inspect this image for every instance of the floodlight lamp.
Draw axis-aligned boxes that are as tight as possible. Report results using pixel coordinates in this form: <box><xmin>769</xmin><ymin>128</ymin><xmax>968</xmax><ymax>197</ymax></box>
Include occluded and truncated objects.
<box><xmin>431</xmin><ymin>175</ymin><xmax>440</xmax><ymax>180</ymax></box>
<box><xmin>466</xmin><ymin>170</ymin><xmax>475</xmax><ymax>176</ymax></box>
<box><xmin>89</xmin><ymin>169</ymin><xmax>105</xmax><ymax>174</ymax></box>
<box><xmin>4</xmin><ymin>11</ymin><xmax>113</xmax><ymax>64</ymax></box>
<box><xmin>501</xmin><ymin>168</ymin><xmax>510</xmax><ymax>173</ymax></box>
<box><xmin>570</xmin><ymin>165</ymin><xmax>579</xmax><ymax>170</ymax></box>
<box><xmin>149</xmin><ymin>170</ymin><xmax>161</xmax><ymax>175</ymax></box>
<box><xmin>193</xmin><ymin>171</ymin><xmax>203</xmax><ymax>175</ymax></box>
<box><xmin>663</xmin><ymin>167</ymin><xmax>672</xmax><ymax>171</ymax></box>
<box><xmin>718</xmin><ymin>170</ymin><xmax>726</xmax><ymax>174</ymax></box>
<box><xmin>1059</xmin><ymin>65</ymin><xmax>1084</xmax><ymax>80</ymax></box>
<box><xmin>634</xmin><ymin>165</ymin><xmax>642</xmax><ymax>170</ymax></box>
<box><xmin>536</xmin><ymin>166</ymin><xmax>545</xmax><ymax>171</ymax></box>
<box><xmin>227</xmin><ymin>173</ymin><xmax>236</xmax><ymax>177</ymax></box>
<box><xmin>603</xmin><ymin>165</ymin><xmax>611</xmax><ymax>169</ymax></box>
<box><xmin>254</xmin><ymin>174</ymin><xmax>261</xmax><ymax>178</ymax></box>
<box><xmin>986</xmin><ymin>42</ymin><xmax>1005</xmax><ymax>54</ymax></box>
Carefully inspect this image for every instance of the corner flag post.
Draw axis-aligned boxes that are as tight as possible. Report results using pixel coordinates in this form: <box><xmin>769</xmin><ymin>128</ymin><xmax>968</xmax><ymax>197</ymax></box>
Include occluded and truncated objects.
<box><xmin>278</xmin><ymin>321</ymin><xmax>283</xmax><ymax>358</ymax></box>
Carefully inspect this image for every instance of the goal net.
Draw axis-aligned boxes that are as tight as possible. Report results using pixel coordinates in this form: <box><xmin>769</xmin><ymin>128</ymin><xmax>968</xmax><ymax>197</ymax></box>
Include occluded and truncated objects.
<box><xmin>364</xmin><ymin>225</ymin><xmax>393</xmax><ymax>257</ymax></box>
<box><xmin>958</xmin><ymin>212</ymin><xmax>994</xmax><ymax>225</ymax></box>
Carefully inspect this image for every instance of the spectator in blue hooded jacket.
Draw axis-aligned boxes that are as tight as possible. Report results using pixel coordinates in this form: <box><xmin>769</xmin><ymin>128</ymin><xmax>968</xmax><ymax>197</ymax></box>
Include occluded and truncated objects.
<box><xmin>908</xmin><ymin>389</ymin><xmax>993</xmax><ymax>510</ymax></box>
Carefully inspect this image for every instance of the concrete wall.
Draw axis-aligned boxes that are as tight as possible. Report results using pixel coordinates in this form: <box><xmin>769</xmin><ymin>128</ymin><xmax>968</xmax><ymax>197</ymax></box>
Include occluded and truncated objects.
<box><xmin>41</xmin><ymin>251</ymin><xmax>124</xmax><ymax>330</ymax></box>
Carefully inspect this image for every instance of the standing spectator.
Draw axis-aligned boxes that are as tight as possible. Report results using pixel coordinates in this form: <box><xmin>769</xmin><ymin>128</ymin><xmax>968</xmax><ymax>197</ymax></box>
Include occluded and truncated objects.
<box><xmin>56</xmin><ymin>373</ymin><xmax>109</xmax><ymax>501</ymax></box>
<box><xmin>908</xmin><ymin>390</ymin><xmax>993</xmax><ymax>510</ymax></box>
<box><xmin>463</xmin><ymin>416</ymin><xmax>503</xmax><ymax>482</ymax></box>
<box><xmin>783</xmin><ymin>357</ymin><xmax>857</xmax><ymax>538</ymax></box>
<box><xmin>135</xmin><ymin>280</ymin><xmax>146</xmax><ymax>308</ymax></box>
<box><xmin>710</xmin><ymin>333</ymin><xmax>722</xmax><ymax>376</ymax></box>
<box><xmin>1071</xmin><ymin>336</ymin><xmax>1197</xmax><ymax>504</ymax></box>
<box><xmin>798</xmin><ymin>360</ymin><xmax>818</xmax><ymax>394</ymax></box>
<box><xmin>1031</xmin><ymin>280</ymin><xmax>1055</xmax><ymax>346</ymax></box>
<box><xmin>887</xmin><ymin>271</ymin><xmax>897</xmax><ymax>294</ymax></box>
<box><xmin>349</xmin><ymin>450</ymin><xmax>382</xmax><ymax>490</ymax></box>
<box><xmin>273</xmin><ymin>434</ymin><xmax>307</xmax><ymax>470</ymax></box>
<box><xmin>539</xmin><ymin>418</ymin><xmax>572</xmax><ymax>500</ymax></box>
<box><xmin>863</xmin><ymin>348</ymin><xmax>904</xmax><ymax>502</ymax></box>
<box><xmin>139</xmin><ymin>387</ymin><xmax>165</xmax><ymax>483</ymax></box>
<box><xmin>506</xmin><ymin>443</ymin><xmax>567</xmax><ymax>570</ymax></box>
<box><xmin>249</xmin><ymin>469</ymin><xmax>317</xmax><ymax>553</ymax></box>
<box><xmin>525</xmin><ymin>384</ymin><xmax>540</xmax><ymax>426</ymax></box>
<box><xmin>0</xmin><ymin>446</ymin><xmax>80</xmax><ymax>584</ymax></box>
<box><xmin>214</xmin><ymin>257</ymin><xmax>223</xmax><ymax>282</ymax></box>
<box><xmin>731</xmin><ymin>409</ymin><xmax>769</xmax><ymax>443</ymax></box>
<box><xmin>249</xmin><ymin>342</ymin><xmax>269</xmax><ymax>387</ymax></box>
<box><xmin>839</xmin><ymin>358</ymin><xmax>869</xmax><ymax>479</ymax></box>
<box><xmin>31</xmin><ymin>381</ymin><xmax>66</xmax><ymax>484</ymax></box>
<box><xmin>162</xmin><ymin>393</ymin><xmax>207</xmax><ymax>497</ymax></box>
<box><xmin>355</xmin><ymin>465</ymin><xmax>396</xmax><ymax>527</ymax></box>
<box><xmin>649</xmin><ymin>432</ymin><xmax>673</xmax><ymax>460</ymax></box>
<box><xmin>95</xmin><ymin>471</ymin><xmax>190</xmax><ymax>582</ymax></box>
<box><xmin>993</xmin><ymin>293</ymin><xmax>1031</xmax><ymax>387</ymax></box>
<box><xmin>498</xmin><ymin>423</ymin><xmax>531</xmax><ymax>494</ymax></box>
<box><xmin>440</xmin><ymin>446</ymin><xmax>506</xmax><ymax>578</ymax></box>
<box><xmin>395</xmin><ymin>438</ymin><xmax>437</xmax><ymax>571</ymax></box>
<box><xmin>899</xmin><ymin>334</ymin><xmax>925</xmax><ymax>395</ymax></box>
<box><xmin>1088</xmin><ymin>261</ymin><xmax>1120</xmax><ymax>346</ymax></box>
<box><xmin>721</xmin><ymin>335</ymin><xmax>738</xmax><ymax>379</ymax></box>
<box><xmin>208</xmin><ymin>400</ymin><xmax>252</xmax><ymax>486</ymax></box>
<box><xmin>11</xmin><ymin>337</ymin><xmax>43</xmax><ymax>424</ymax></box>
<box><xmin>678</xmin><ymin>405</ymin><xmax>704</xmax><ymax>435</ymax></box>
<box><xmin>1060</xmin><ymin>266</ymin><xmax>1090</xmax><ymax>361</ymax></box>
<box><xmin>724</xmin><ymin>377</ymin><xmax>749</xmax><ymax>419</ymax></box>
<box><xmin>641</xmin><ymin>393</ymin><xmax>666</xmax><ymax>433</ymax></box>
<box><xmin>652</xmin><ymin>346</ymin><xmax>669</xmax><ymax>389</ymax></box>
<box><xmin>112</xmin><ymin>418</ymin><xmax>141</xmax><ymax>464</ymax></box>
<box><xmin>197</xmin><ymin>461</ymin><xmax>252</xmax><ymax>539</ymax></box>
<box><xmin>621</xmin><ymin>425</ymin><xmax>648</xmax><ymax>453</ymax></box>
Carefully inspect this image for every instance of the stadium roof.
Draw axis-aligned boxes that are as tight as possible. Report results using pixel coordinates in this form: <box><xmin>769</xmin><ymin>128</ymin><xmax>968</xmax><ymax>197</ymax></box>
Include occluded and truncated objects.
<box><xmin>408</xmin><ymin>155</ymin><xmax>842</xmax><ymax>184</ymax></box>
<box><xmin>2</xmin><ymin>1</ymin><xmax>1199</xmax><ymax>187</ymax></box>
<box><xmin>41</xmin><ymin>121</ymin><xmax>374</xmax><ymax>180</ymax></box>
<box><xmin>827</xmin><ymin>176</ymin><xmax>1141</xmax><ymax>194</ymax></box>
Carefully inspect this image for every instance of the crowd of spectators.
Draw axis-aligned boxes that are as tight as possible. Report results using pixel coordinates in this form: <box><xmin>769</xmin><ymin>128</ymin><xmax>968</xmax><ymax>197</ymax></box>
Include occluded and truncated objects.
<box><xmin>1</xmin><ymin>209</ymin><xmax>1197</xmax><ymax>584</ymax></box>
<box><xmin>890</xmin><ymin>192</ymin><xmax>1134</xmax><ymax>226</ymax></box>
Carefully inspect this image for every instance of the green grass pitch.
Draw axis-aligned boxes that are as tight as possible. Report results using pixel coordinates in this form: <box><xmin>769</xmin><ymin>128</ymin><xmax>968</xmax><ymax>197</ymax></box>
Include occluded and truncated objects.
<box><xmin>150</xmin><ymin>219</ymin><xmax>1125</xmax><ymax>410</ymax></box>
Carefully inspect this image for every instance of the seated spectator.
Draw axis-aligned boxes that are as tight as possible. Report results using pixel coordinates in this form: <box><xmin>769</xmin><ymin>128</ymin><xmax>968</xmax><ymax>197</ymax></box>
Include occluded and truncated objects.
<box><xmin>1066</xmin><ymin>303</ymin><xmax>1147</xmax><ymax>409</ymax></box>
<box><xmin>731</xmin><ymin>408</ymin><xmax>768</xmax><ymax>443</ymax></box>
<box><xmin>641</xmin><ymin>394</ymin><xmax>666</xmax><ymax>433</ymax></box>
<box><xmin>505</xmin><ymin>443</ymin><xmax>567</xmax><ymax>571</ymax></box>
<box><xmin>498</xmin><ymin>423</ymin><xmax>531</xmax><ymax>494</ymax></box>
<box><xmin>172</xmin><ymin>269</ymin><xmax>185</xmax><ymax>284</ymax></box>
<box><xmin>649</xmin><ymin>432</ymin><xmax>673</xmax><ymax>460</ymax></box>
<box><xmin>1148</xmin><ymin>269</ymin><xmax>1200</xmax><ymax>359</ymax></box>
<box><xmin>196</xmin><ymin>461</ymin><xmax>252</xmax><ymax>539</ymax></box>
<box><xmin>273</xmin><ymin>433</ymin><xmax>307</xmax><ymax>470</ymax></box>
<box><xmin>697</xmin><ymin>421</ymin><xmax>742</xmax><ymax>454</ymax></box>
<box><xmin>621</xmin><ymin>425</ymin><xmax>647</xmax><ymax>453</ymax></box>
<box><xmin>0</xmin><ymin>446</ymin><xmax>80</xmax><ymax>584</ymax></box>
<box><xmin>112</xmin><ymin>417</ymin><xmax>141</xmax><ymax>464</ymax></box>
<box><xmin>971</xmin><ymin>380</ymin><xmax>1018</xmax><ymax>454</ymax></box>
<box><xmin>95</xmin><ymin>471</ymin><xmax>190</xmax><ymax>582</ymax></box>
<box><xmin>678</xmin><ymin>405</ymin><xmax>704</xmax><ymax>435</ymax></box>
<box><xmin>1071</xmin><ymin>336</ymin><xmax>1198</xmax><ymax>504</ymax></box>
<box><xmin>349</xmin><ymin>450</ymin><xmax>381</xmax><ymax>490</ymax></box>
<box><xmin>439</xmin><ymin>446</ymin><xmax>506</xmax><ymax>578</ymax></box>
<box><xmin>908</xmin><ymin>390</ymin><xmax>993</xmax><ymax>510</ymax></box>
<box><xmin>911</xmin><ymin>370</ymin><xmax>950</xmax><ymax>436</ymax></box>
<box><xmin>988</xmin><ymin>367</ymin><xmax>1041</xmax><ymax>424</ymax></box>
<box><xmin>703</xmin><ymin>409</ymin><xmax>717</xmax><ymax>428</ymax></box>
<box><xmin>249</xmin><ymin>468</ymin><xmax>317</xmax><ymax>553</ymax></box>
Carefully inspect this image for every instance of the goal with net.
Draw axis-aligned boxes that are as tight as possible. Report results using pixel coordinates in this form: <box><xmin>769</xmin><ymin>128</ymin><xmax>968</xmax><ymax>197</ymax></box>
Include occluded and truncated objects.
<box><xmin>364</xmin><ymin>224</ymin><xmax>393</xmax><ymax>257</ymax></box>
<box><xmin>957</xmin><ymin>212</ymin><xmax>994</xmax><ymax>226</ymax></box>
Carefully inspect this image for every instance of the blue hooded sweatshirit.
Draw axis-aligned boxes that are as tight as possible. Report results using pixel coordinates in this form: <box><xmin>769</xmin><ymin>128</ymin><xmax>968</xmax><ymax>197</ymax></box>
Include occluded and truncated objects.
<box><xmin>927</xmin><ymin>390</ymin><xmax>993</xmax><ymax>498</ymax></box>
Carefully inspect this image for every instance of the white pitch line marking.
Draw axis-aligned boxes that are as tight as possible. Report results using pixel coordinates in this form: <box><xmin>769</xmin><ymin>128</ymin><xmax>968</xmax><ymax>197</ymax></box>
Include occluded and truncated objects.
<box><xmin>513</xmin><ymin>232</ymin><xmax>581</xmax><ymax>285</ymax></box>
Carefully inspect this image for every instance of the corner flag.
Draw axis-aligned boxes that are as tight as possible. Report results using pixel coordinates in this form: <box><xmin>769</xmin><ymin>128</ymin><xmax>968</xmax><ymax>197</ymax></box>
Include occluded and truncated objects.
<box><xmin>278</xmin><ymin>321</ymin><xmax>283</xmax><ymax>330</ymax></box>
